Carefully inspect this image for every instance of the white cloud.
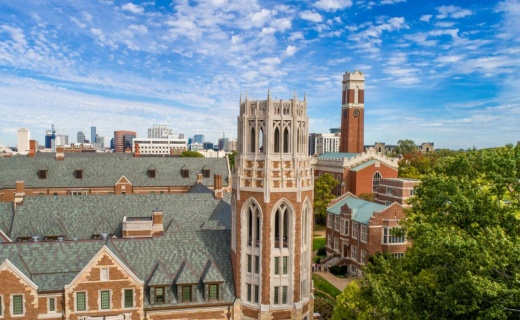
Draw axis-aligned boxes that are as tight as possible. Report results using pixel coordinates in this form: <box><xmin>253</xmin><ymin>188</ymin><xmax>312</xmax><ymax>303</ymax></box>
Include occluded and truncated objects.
<box><xmin>435</xmin><ymin>55</ymin><xmax>465</xmax><ymax>64</ymax></box>
<box><xmin>300</xmin><ymin>10</ymin><xmax>323</xmax><ymax>23</ymax></box>
<box><xmin>121</xmin><ymin>3</ymin><xmax>144</xmax><ymax>14</ymax></box>
<box><xmin>129</xmin><ymin>24</ymin><xmax>148</xmax><ymax>34</ymax></box>
<box><xmin>314</xmin><ymin>0</ymin><xmax>353</xmax><ymax>12</ymax></box>
<box><xmin>381</xmin><ymin>0</ymin><xmax>406</xmax><ymax>4</ymax></box>
<box><xmin>429</xmin><ymin>28</ymin><xmax>459</xmax><ymax>39</ymax></box>
<box><xmin>420</xmin><ymin>14</ymin><xmax>432</xmax><ymax>22</ymax></box>
<box><xmin>285</xmin><ymin>45</ymin><xmax>298</xmax><ymax>56</ymax></box>
<box><xmin>436</xmin><ymin>5</ymin><xmax>473</xmax><ymax>19</ymax></box>
<box><xmin>288</xmin><ymin>31</ymin><xmax>304</xmax><ymax>41</ymax></box>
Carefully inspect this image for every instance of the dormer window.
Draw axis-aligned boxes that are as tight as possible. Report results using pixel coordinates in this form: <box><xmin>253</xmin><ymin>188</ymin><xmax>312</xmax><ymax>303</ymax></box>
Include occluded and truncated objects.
<box><xmin>182</xmin><ymin>285</ymin><xmax>192</xmax><ymax>302</ymax></box>
<box><xmin>202</xmin><ymin>168</ymin><xmax>210</xmax><ymax>178</ymax></box>
<box><xmin>148</xmin><ymin>169</ymin><xmax>156</xmax><ymax>178</ymax></box>
<box><xmin>181</xmin><ymin>168</ymin><xmax>189</xmax><ymax>178</ymax></box>
<box><xmin>75</xmin><ymin>170</ymin><xmax>83</xmax><ymax>179</ymax></box>
<box><xmin>208</xmin><ymin>284</ymin><xmax>219</xmax><ymax>300</ymax></box>
<box><xmin>38</xmin><ymin>170</ymin><xmax>47</xmax><ymax>179</ymax></box>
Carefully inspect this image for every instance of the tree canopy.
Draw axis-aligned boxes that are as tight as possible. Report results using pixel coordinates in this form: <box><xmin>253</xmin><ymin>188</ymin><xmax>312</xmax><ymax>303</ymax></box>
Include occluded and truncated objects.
<box><xmin>179</xmin><ymin>150</ymin><xmax>204</xmax><ymax>158</ymax></box>
<box><xmin>333</xmin><ymin>143</ymin><xmax>520</xmax><ymax>319</ymax></box>
<box><xmin>314</xmin><ymin>173</ymin><xmax>339</xmax><ymax>225</ymax></box>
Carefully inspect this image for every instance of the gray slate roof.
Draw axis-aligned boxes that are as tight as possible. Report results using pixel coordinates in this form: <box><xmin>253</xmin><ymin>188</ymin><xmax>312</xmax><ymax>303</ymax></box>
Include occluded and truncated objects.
<box><xmin>0</xmin><ymin>154</ymin><xmax>229</xmax><ymax>188</ymax></box>
<box><xmin>5</xmin><ymin>193</ymin><xmax>230</xmax><ymax>240</ymax></box>
<box><xmin>327</xmin><ymin>196</ymin><xmax>387</xmax><ymax>225</ymax></box>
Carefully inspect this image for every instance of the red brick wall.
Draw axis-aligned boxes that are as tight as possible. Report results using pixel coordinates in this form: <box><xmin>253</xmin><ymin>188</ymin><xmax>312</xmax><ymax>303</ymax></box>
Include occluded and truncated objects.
<box><xmin>0</xmin><ymin>268</ymin><xmax>39</xmax><ymax>320</ymax></box>
<box><xmin>350</xmin><ymin>163</ymin><xmax>397</xmax><ymax>196</ymax></box>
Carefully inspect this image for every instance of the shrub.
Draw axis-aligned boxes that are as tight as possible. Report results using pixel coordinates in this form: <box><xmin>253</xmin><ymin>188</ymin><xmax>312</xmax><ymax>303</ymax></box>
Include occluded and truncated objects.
<box><xmin>317</xmin><ymin>246</ymin><xmax>327</xmax><ymax>256</ymax></box>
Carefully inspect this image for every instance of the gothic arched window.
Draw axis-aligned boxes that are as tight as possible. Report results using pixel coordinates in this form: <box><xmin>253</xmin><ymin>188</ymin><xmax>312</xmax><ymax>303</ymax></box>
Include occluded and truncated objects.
<box><xmin>373</xmin><ymin>172</ymin><xmax>382</xmax><ymax>192</ymax></box>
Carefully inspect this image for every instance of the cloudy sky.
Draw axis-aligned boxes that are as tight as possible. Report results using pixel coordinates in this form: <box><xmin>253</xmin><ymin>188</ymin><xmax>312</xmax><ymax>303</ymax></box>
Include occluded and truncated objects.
<box><xmin>1</xmin><ymin>0</ymin><xmax>519</xmax><ymax>150</ymax></box>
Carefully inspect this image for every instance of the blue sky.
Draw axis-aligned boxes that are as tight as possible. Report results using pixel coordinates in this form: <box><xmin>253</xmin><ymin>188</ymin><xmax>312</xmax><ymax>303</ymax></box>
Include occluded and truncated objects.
<box><xmin>0</xmin><ymin>0</ymin><xmax>518</xmax><ymax>150</ymax></box>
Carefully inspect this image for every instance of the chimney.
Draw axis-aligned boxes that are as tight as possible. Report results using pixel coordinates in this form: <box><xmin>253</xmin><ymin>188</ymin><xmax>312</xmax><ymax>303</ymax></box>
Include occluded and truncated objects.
<box><xmin>197</xmin><ymin>173</ymin><xmax>203</xmax><ymax>184</ymax></box>
<box><xmin>214</xmin><ymin>174</ymin><xmax>223</xmax><ymax>199</ymax></box>
<box><xmin>152</xmin><ymin>208</ymin><xmax>164</xmax><ymax>235</ymax></box>
<box><xmin>28</xmin><ymin>140</ymin><xmax>36</xmax><ymax>157</ymax></box>
<box><xmin>14</xmin><ymin>180</ymin><xmax>25</xmax><ymax>206</ymax></box>
<box><xmin>56</xmin><ymin>146</ymin><xmax>64</xmax><ymax>161</ymax></box>
<box><xmin>134</xmin><ymin>142</ymin><xmax>140</xmax><ymax>158</ymax></box>
<box><xmin>15</xmin><ymin>180</ymin><xmax>25</xmax><ymax>193</ymax></box>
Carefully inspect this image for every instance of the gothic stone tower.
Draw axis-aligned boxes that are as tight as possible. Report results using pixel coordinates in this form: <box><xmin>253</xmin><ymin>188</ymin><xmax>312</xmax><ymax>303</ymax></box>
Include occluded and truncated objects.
<box><xmin>340</xmin><ymin>70</ymin><xmax>365</xmax><ymax>153</ymax></box>
<box><xmin>232</xmin><ymin>91</ymin><xmax>314</xmax><ymax>319</ymax></box>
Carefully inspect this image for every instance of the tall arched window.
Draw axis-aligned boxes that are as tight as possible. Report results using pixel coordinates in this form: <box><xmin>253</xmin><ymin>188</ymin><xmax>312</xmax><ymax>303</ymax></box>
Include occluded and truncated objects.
<box><xmin>247</xmin><ymin>202</ymin><xmax>261</xmax><ymax>247</ymax></box>
<box><xmin>297</xmin><ymin>127</ymin><xmax>301</xmax><ymax>153</ymax></box>
<box><xmin>250</xmin><ymin>127</ymin><xmax>256</xmax><ymax>153</ymax></box>
<box><xmin>274</xmin><ymin>127</ymin><xmax>280</xmax><ymax>153</ymax></box>
<box><xmin>273</xmin><ymin>204</ymin><xmax>289</xmax><ymax>249</ymax></box>
<box><xmin>373</xmin><ymin>172</ymin><xmax>382</xmax><ymax>192</ymax></box>
<box><xmin>258</xmin><ymin>128</ymin><xmax>264</xmax><ymax>153</ymax></box>
<box><xmin>283</xmin><ymin>128</ymin><xmax>290</xmax><ymax>153</ymax></box>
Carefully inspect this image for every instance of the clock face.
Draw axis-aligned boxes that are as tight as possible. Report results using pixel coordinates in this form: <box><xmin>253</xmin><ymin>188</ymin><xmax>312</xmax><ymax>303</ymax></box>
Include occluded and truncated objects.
<box><xmin>353</xmin><ymin>109</ymin><xmax>360</xmax><ymax>117</ymax></box>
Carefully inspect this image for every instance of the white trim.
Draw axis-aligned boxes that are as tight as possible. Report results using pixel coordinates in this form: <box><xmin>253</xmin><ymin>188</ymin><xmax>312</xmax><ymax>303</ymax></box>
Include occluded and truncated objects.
<box><xmin>75</xmin><ymin>291</ymin><xmax>88</xmax><ymax>312</ymax></box>
<box><xmin>122</xmin><ymin>288</ymin><xmax>135</xmax><ymax>309</ymax></box>
<box><xmin>115</xmin><ymin>175</ymin><xmax>133</xmax><ymax>186</ymax></box>
<box><xmin>0</xmin><ymin>260</ymin><xmax>39</xmax><ymax>290</ymax></box>
<box><xmin>0</xmin><ymin>229</ymin><xmax>11</xmax><ymax>242</ymax></box>
<box><xmin>98</xmin><ymin>289</ymin><xmax>112</xmax><ymax>310</ymax></box>
<box><xmin>48</xmin><ymin>297</ymin><xmax>57</xmax><ymax>314</ymax></box>
<box><xmin>64</xmin><ymin>245</ymin><xmax>144</xmax><ymax>289</ymax></box>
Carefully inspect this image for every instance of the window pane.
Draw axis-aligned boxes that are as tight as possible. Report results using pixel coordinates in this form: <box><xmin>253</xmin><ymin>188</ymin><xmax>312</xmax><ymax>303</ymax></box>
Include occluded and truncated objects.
<box><xmin>282</xmin><ymin>286</ymin><xmax>287</xmax><ymax>304</ymax></box>
<box><xmin>155</xmin><ymin>287</ymin><xmax>164</xmax><ymax>303</ymax></box>
<box><xmin>254</xmin><ymin>285</ymin><xmax>259</xmax><ymax>303</ymax></box>
<box><xmin>274</xmin><ymin>256</ymin><xmax>280</xmax><ymax>275</ymax></box>
<box><xmin>13</xmin><ymin>295</ymin><xmax>23</xmax><ymax>315</ymax></box>
<box><xmin>254</xmin><ymin>255</ymin><xmax>259</xmax><ymax>274</ymax></box>
<box><xmin>124</xmin><ymin>289</ymin><xmax>133</xmax><ymax>308</ymax></box>
<box><xmin>49</xmin><ymin>297</ymin><xmax>55</xmax><ymax>311</ymax></box>
<box><xmin>247</xmin><ymin>254</ymin><xmax>252</xmax><ymax>273</ymax></box>
<box><xmin>100</xmin><ymin>291</ymin><xmax>110</xmax><ymax>309</ymax></box>
<box><xmin>283</xmin><ymin>256</ymin><xmax>288</xmax><ymax>274</ymax></box>
<box><xmin>76</xmin><ymin>292</ymin><xmax>86</xmax><ymax>311</ymax></box>
<box><xmin>209</xmin><ymin>284</ymin><xmax>218</xmax><ymax>300</ymax></box>
<box><xmin>182</xmin><ymin>286</ymin><xmax>191</xmax><ymax>302</ymax></box>
<box><xmin>274</xmin><ymin>286</ymin><xmax>279</xmax><ymax>304</ymax></box>
<box><xmin>247</xmin><ymin>284</ymin><xmax>252</xmax><ymax>302</ymax></box>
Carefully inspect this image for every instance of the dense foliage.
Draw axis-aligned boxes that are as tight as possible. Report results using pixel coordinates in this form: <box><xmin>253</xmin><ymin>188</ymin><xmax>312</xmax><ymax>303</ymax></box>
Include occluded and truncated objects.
<box><xmin>179</xmin><ymin>150</ymin><xmax>205</xmax><ymax>157</ymax></box>
<box><xmin>333</xmin><ymin>143</ymin><xmax>520</xmax><ymax>319</ymax></box>
<box><xmin>314</xmin><ymin>173</ymin><xmax>339</xmax><ymax>224</ymax></box>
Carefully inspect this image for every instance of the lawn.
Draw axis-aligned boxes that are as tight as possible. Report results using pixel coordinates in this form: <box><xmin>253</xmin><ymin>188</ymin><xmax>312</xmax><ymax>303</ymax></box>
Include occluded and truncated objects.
<box><xmin>312</xmin><ymin>273</ymin><xmax>342</xmax><ymax>297</ymax></box>
<box><xmin>313</xmin><ymin>237</ymin><xmax>326</xmax><ymax>251</ymax></box>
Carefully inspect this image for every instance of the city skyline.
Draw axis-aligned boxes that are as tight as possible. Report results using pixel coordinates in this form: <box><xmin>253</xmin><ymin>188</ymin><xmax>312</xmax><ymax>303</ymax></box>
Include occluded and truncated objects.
<box><xmin>1</xmin><ymin>0</ymin><xmax>519</xmax><ymax>149</ymax></box>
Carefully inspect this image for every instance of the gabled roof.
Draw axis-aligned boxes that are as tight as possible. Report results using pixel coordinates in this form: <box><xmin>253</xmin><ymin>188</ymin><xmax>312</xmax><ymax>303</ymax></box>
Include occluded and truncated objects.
<box><xmin>187</xmin><ymin>183</ymin><xmax>213</xmax><ymax>194</ymax></box>
<box><xmin>327</xmin><ymin>195</ymin><xmax>387</xmax><ymax>225</ymax></box>
<box><xmin>148</xmin><ymin>261</ymin><xmax>173</xmax><ymax>286</ymax></box>
<box><xmin>349</xmin><ymin>159</ymin><xmax>378</xmax><ymax>172</ymax></box>
<box><xmin>202</xmin><ymin>260</ymin><xmax>225</xmax><ymax>283</ymax></box>
<box><xmin>175</xmin><ymin>261</ymin><xmax>199</xmax><ymax>284</ymax></box>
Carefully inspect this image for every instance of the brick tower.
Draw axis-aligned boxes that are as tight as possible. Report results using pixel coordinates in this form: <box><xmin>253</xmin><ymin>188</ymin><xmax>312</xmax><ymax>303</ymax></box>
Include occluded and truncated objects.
<box><xmin>232</xmin><ymin>91</ymin><xmax>314</xmax><ymax>319</ymax></box>
<box><xmin>340</xmin><ymin>70</ymin><xmax>365</xmax><ymax>153</ymax></box>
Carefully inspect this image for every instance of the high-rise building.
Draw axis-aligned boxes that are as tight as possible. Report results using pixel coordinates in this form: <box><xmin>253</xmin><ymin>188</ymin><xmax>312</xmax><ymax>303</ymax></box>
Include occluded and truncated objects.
<box><xmin>56</xmin><ymin>134</ymin><xmax>69</xmax><ymax>146</ymax></box>
<box><xmin>77</xmin><ymin>131</ymin><xmax>86</xmax><ymax>144</ymax></box>
<box><xmin>314</xmin><ymin>132</ymin><xmax>340</xmax><ymax>154</ymax></box>
<box><xmin>194</xmin><ymin>134</ymin><xmax>204</xmax><ymax>143</ymax></box>
<box><xmin>203</xmin><ymin>142</ymin><xmax>214</xmax><ymax>150</ymax></box>
<box><xmin>17</xmin><ymin>128</ymin><xmax>30</xmax><ymax>154</ymax></box>
<box><xmin>91</xmin><ymin>126</ymin><xmax>96</xmax><ymax>144</ymax></box>
<box><xmin>114</xmin><ymin>130</ymin><xmax>136</xmax><ymax>152</ymax></box>
<box><xmin>218</xmin><ymin>137</ymin><xmax>228</xmax><ymax>151</ymax></box>
<box><xmin>148</xmin><ymin>125</ymin><xmax>173</xmax><ymax>139</ymax></box>
<box><xmin>340</xmin><ymin>70</ymin><xmax>365</xmax><ymax>153</ymax></box>
<box><xmin>232</xmin><ymin>92</ymin><xmax>313</xmax><ymax>318</ymax></box>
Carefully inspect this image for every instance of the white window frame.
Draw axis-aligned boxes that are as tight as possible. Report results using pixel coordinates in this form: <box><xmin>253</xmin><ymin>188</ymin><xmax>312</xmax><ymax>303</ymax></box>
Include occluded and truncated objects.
<box><xmin>361</xmin><ymin>250</ymin><xmax>367</xmax><ymax>265</ymax></box>
<box><xmin>383</xmin><ymin>227</ymin><xmax>406</xmax><ymax>244</ymax></box>
<box><xmin>48</xmin><ymin>297</ymin><xmax>57</xmax><ymax>313</ymax></box>
<box><xmin>393</xmin><ymin>252</ymin><xmax>405</xmax><ymax>258</ymax></box>
<box><xmin>351</xmin><ymin>246</ymin><xmax>358</xmax><ymax>261</ymax></box>
<box><xmin>334</xmin><ymin>216</ymin><xmax>340</xmax><ymax>231</ymax></box>
<box><xmin>327</xmin><ymin>213</ymin><xmax>333</xmax><ymax>228</ymax></box>
<box><xmin>341</xmin><ymin>219</ymin><xmax>349</xmax><ymax>236</ymax></box>
<box><xmin>333</xmin><ymin>237</ymin><xmax>339</xmax><ymax>251</ymax></box>
<box><xmin>122</xmin><ymin>288</ymin><xmax>134</xmax><ymax>309</ymax></box>
<box><xmin>387</xmin><ymin>187</ymin><xmax>393</xmax><ymax>195</ymax></box>
<box><xmin>327</xmin><ymin>236</ymin><xmax>332</xmax><ymax>248</ymax></box>
<box><xmin>10</xmin><ymin>294</ymin><xmax>24</xmax><ymax>317</ymax></box>
<box><xmin>100</xmin><ymin>268</ymin><xmax>109</xmax><ymax>281</ymax></box>
<box><xmin>360</xmin><ymin>225</ymin><xmax>368</xmax><ymax>243</ymax></box>
<box><xmin>352</xmin><ymin>222</ymin><xmax>359</xmax><ymax>239</ymax></box>
<box><xmin>75</xmin><ymin>291</ymin><xmax>87</xmax><ymax>312</ymax></box>
<box><xmin>99</xmin><ymin>289</ymin><xmax>111</xmax><ymax>310</ymax></box>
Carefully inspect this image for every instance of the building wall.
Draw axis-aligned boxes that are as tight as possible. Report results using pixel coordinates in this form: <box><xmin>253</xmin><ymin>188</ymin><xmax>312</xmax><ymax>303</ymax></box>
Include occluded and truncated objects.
<box><xmin>375</xmin><ymin>178</ymin><xmax>420</xmax><ymax>206</ymax></box>
<box><xmin>0</xmin><ymin>264</ymin><xmax>39</xmax><ymax>320</ymax></box>
<box><xmin>349</xmin><ymin>162</ymin><xmax>398</xmax><ymax>196</ymax></box>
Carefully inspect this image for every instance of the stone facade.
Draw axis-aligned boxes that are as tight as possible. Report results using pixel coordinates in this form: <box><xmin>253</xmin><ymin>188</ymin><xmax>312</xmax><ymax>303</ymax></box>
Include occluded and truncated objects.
<box><xmin>232</xmin><ymin>92</ymin><xmax>314</xmax><ymax>319</ymax></box>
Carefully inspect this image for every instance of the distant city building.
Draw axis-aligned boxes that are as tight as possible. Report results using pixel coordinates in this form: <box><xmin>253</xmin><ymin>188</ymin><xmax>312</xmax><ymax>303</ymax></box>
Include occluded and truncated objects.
<box><xmin>329</xmin><ymin>127</ymin><xmax>341</xmax><ymax>133</ymax></box>
<box><xmin>315</xmin><ymin>133</ymin><xmax>340</xmax><ymax>155</ymax></box>
<box><xmin>218</xmin><ymin>137</ymin><xmax>228</xmax><ymax>151</ymax></box>
<box><xmin>226</xmin><ymin>139</ymin><xmax>237</xmax><ymax>152</ymax></box>
<box><xmin>17</xmin><ymin>128</ymin><xmax>30</xmax><ymax>154</ymax></box>
<box><xmin>93</xmin><ymin>136</ymin><xmax>105</xmax><ymax>150</ymax></box>
<box><xmin>132</xmin><ymin>136</ymin><xmax>187</xmax><ymax>155</ymax></box>
<box><xmin>308</xmin><ymin>133</ymin><xmax>318</xmax><ymax>155</ymax></box>
<box><xmin>91</xmin><ymin>126</ymin><xmax>96</xmax><ymax>143</ymax></box>
<box><xmin>77</xmin><ymin>131</ymin><xmax>86</xmax><ymax>144</ymax></box>
<box><xmin>45</xmin><ymin>129</ymin><xmax>56</xmax><ymax>149</ymax></box>
<box><xmin>194</xmin><ymin>134</ymin><xmax>204</xmax><ymax>143</ymax></box>
<box><xmin>148</xmin><ymin>125</ymin><xmax>173</xmax><ymax>139</ymax></box>
<box><xmin>197</xmin><ymin>149</ymin><xmax>227</xmax><ymax>158</ymax></box>
<box><xmin>114</xmin><ymin>130</ymin><xmax>136</xmax><ymax>152</ymax></box>
<box><xmin>56</xmin><ymin>134</ymin><xmax>69</xmax><ymax>146</ymax></box>
<box><xmin>367</xmin><ymin>142</ymin><xmax>435</xmax><ymax>155</ymax></box>
<box><xmin>189</xmin><ymin>142</ymin><xmax>204</xmax><ymax>152</ymax></box>
<box><xmin>203</xmin><ymin>142</ymin><xmax>214</xmax><ymax>150</ymax></box>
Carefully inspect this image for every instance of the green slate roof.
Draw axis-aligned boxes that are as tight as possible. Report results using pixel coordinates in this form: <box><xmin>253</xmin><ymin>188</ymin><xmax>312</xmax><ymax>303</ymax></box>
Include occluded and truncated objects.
<box><xmin>148</xmin><ymin>261</ymin><xmax>173</xmax><ymax>286</ymax></box>
<box><xmin>349</xmin><ymin>159</ymin><xmax>378</xmax><ymax>172</ymax></box>
<box><xmin>202</xmin><ymin>260</ymin><xmax>226</xmax><ymax>283</ymax></box>
<box><xmin>175</xmin><ymin>261</ymin><xmax>199</xmax><ymax>284</ymax></box>
<box><xmin>8</xmin><ymin>193</ymin><xmax>230</xmax><ymax>240</ymax></box>
<box><xmin>327</xmin><ymin>196</ymin><xmax>387</xmax><ymax>225</ymax></box>
<box><xmin>318</xmin><ymin>152</ymin><xmax>359</xmax><ymax>159</ymax></box>
<box><xmin>0</xmin><ymin>154</ymin><xmax>229</xmax><ymax>189</ymax></box>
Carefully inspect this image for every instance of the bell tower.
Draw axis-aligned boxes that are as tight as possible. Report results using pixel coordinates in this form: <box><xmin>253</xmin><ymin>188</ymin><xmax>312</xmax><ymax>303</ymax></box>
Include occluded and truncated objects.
<box><xmin>231</xmin><ymin>91</ymin><xmax>314</xmax><ymax>319</ymax></box>
<box><xmin>340</xmin><ymin>70</ymin><xmax>365</xmax><ymax>153</ymax></box>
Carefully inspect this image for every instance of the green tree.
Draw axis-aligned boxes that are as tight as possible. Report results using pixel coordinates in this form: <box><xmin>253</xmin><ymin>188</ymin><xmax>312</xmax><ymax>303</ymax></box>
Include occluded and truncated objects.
<box><xmin>394</xmin><ymin>139</ymin><xmax>418</xmax><ymax>156</ymax></box>
<box><xmin>313</xmin><ymin>173</ymin><xmax>339</xmax><ymax>225</ymax></box>
<box><xmin>334</xmin><ymin>145</ymin><xmax>520</xmax><ymax>319</ymax></box>
<box><xmin>227</xmin><ymin>150</ymin><xmax>237</xmax><ymax>170</ymax></box>
<box><xmin>179</xmin><ymin>150</ymin><xmax>205</xmax><ymax>157</ymax></box>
